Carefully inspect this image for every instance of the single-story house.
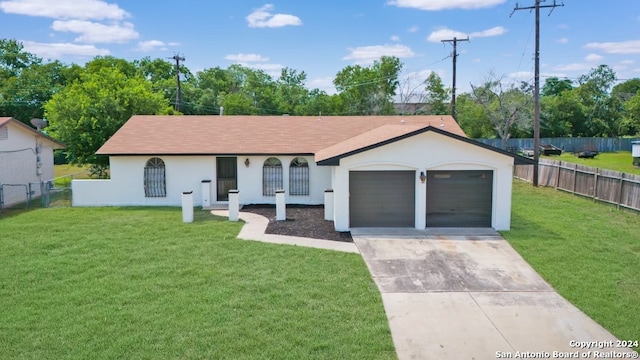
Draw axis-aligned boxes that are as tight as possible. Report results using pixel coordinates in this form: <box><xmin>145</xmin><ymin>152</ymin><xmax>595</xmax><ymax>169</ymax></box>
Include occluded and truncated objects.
<box><xmin>72</xmin><ymin>115</ymin><xmax>534</xmax><ymax>231</ymax></box>
<box><xmin>0</xmin><ymin>117</ymin><xmax>66</xmax><ymax>208</ymax></box>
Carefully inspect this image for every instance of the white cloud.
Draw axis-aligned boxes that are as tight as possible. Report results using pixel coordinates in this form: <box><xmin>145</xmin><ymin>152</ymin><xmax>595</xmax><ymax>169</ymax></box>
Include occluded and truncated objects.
<box><xmin>585</xmin><ymin>53</ymin><xmax>603</xmax><ymax>62</ymax></box>
<box><xmin>408</xmin><ymin>25</ymin><xmax>419</xmax><ymax>33</ymax></box>
<box><xmin>246</xmin><ymin>4</ymin><xmax>302</xmax><ymax>28</ymax></box>
<box><xmin>391</xmin><ymin>35</ymin><xmax>401</xmax><ymax>42</ymax></box>
<box><xmin>557</xmin><ymin>37</ymin><xmax>568</xmax><ymax>44</ymax></box>
<box><xmin>52</xmin><ymin>19</ymin><xmax>138</xmax><ymax>43</ymax></box>
<box><xmin>388</xmin><ymin>0</ymin><xmax>505</xmax><ymax>11</ymax></box>
<box><xmin>343</xmin><ymin>44</ymin><xmax>416</xmax><ymax>64</ymax></box>
<box><xmin>427</xmin><ymin>26</ymin><xmax>506</xmax><ymax>42</ymax></box>
<box><xmin>225</xmin><ymin>52</ymin><xmax>281</xmax><ymax>76</ymax></box>
<box><xmin>167</xmin><ymin>42</ymin><xmax>180</xmax><ymax>47</ymax></box>
<box><xmin>21</xmin><ymin>40</ymin><xmax>110</xmax><ymax>58</ymax></box>
<box><xmin>403</xmin><ymin>68</ymin><xmax>441</xmax><ymax>84</ymax></box>
<box><xmin>308</xmin><ymin>77</ymin><xmax>337</xmax><ymax>95</ymax></box>
<box><xmin>135</xmin><ymin>40</ymin><xmax>171</xmax><ymax>52</ymax></box>
<box><xmin>0</xmin><ymin>0</ymin><xmax>128</xmax><ymax>20</ymax></box>
<box><xmin>585</xmin><ymin>40</ymin><xmax>640</xmax><ymax>54</ymax></box>
<box><xmin>554</xmin><ymin>63</ymin><xmax>593</xmax><ymax>72</ymax></box>
<box><xmin>247</xmin><ymin>62</ymin><xmax>283</xmax><ymax>71</ymax></box>
<box><xmin>238</xmin><ymin>62</ymin><xmax>283</xmax><ymax>77</ymax></box>
<box><xmin>508</xmin><ymin>71</ymin><xmax>533</xmax><ymax>80</ymax></box>
<box><xmin>225</xmin><ymin>53</ymin><xmax>269</xmax><ymax>62</ymax></box>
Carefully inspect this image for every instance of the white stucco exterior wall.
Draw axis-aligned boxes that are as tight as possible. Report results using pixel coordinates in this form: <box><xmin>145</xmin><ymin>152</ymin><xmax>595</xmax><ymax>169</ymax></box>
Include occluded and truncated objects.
<box><xmin>328</xmin><ymin>131</ymin><xmax>514</xmax><ymax>231</ymax></box>
<box><xmin>73</xmin><ymin>155</ymin><xmax>331</xmax><ymax>207</ymax></box>
<box><xmin>0</xmin><ymin>123</ymin><xmax>56</xmax><ymax>207</ymax></box>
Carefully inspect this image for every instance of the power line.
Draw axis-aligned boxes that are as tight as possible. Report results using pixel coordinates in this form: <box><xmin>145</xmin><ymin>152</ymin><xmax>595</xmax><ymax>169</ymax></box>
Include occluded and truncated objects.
<box><xmin>512</xmin><ymin>0</ymin><xmax>564</xmax><ymax>187</ymax></box>
<box><xmin>441</xmin><ymin>37</ymin><xmax>469</xmax><ymax>121</ymax></box>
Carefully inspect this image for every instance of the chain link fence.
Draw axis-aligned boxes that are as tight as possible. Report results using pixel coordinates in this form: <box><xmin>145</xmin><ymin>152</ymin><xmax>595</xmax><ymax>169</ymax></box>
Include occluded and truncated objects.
<box><xmin>0</xmin><ymin>174</ymin><xmax>78</xmax><ymax>211</ymax></box>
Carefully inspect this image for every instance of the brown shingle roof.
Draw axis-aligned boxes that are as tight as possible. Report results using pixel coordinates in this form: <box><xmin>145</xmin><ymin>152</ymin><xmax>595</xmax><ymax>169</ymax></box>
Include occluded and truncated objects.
<box><xmin>97</xmin><ymin>115</ymin><xmax>465</xmax><ymax>155</ymax></box>
<box><xmin>315</xmin><ymin>124</ymin><xmax>429</xmax><ymax>162</ymax></box>
<box><xmin>0</xmin><ymin>117</ymin><xmax>13</xmax><ymax>127</ymax></box>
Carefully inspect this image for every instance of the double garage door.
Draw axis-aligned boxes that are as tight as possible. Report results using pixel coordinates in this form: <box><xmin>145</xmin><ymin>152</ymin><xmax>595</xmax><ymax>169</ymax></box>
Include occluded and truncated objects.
<box><xmin>349</xmin><ymin>170</ymin><xmax>493</xmax><ymax>228</ymax></box>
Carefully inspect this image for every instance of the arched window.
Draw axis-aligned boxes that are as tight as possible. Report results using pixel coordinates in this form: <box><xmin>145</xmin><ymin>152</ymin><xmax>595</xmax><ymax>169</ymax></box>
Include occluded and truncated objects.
<box><xmin>144</xmin><ymin>157</ymin><xmax>166</xmax><ymax>197</ymax></box>
<box><xmin>289</xmin><ymin>157</ymin><xmax>309</xmax><ymax>196</ymax></box>
<box><xmin>263</xmin><ymin>157</ymin><xmax>282</xmax><ymax>196</ymax></box>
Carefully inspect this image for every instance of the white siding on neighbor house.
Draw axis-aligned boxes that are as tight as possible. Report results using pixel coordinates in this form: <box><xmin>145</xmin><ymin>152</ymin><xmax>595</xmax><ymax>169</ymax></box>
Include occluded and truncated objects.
<box><xmin>329</xmin><ymin>131</ymin><xmax>514</xmax><ymax>231</ymax></box>
<box><xmin>73</xmin><ymin>155</ymin><xmax>331</xmax><ymax>207</ymax></box>
<box><xmin>0</xmin><ymin>123</ymin><xmax>56</xmax><ymax>208</ymax></box>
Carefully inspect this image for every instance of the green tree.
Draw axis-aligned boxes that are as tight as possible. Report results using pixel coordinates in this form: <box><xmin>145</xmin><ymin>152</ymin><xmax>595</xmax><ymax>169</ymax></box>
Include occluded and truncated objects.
<box><xmin>612</xmin><ymin>78</ymin><xmax>640</xmax><ymax>102</ymax></box>
<box><xmin>623</xmin><ymin>91</ymin><xmax>640</xmax><ymax>134</ymax></box>
<box><xmin>455</xmin><ymin>93</ymin><xmax>494</xmax><ymax>138</ymax></box>
<box><xmin>575</xmin><ymin>65</ymin><xmax>621</xmax><ymax>136</ymax></box>
<box><xmin>298</xmin><ymin>89</ymin><xmax>344</xmax><ymax>116</ymax></box>
<box><xmin>190</xmin><ymin>66</ymin><xmax>233</xmax><ymax>114</ymax></box>
<box><xmin>45</xmin><ymin>66</ymin><xmax>171</xmax><ymax>176</ymax></box>
<box><xmin>0</xmin><ymin>39</ymin><xmax>40</xmax><ymax>79</ymax></box>
<box><xmin>424</xmin><ymin>71</ymin><xmax>450</xmax><ymax>115</ymax></box>
<box><xmin>540</xmin><ymin>89</ymin><xmax>586</xmax><ymax>137</ymax></box>
<box><xmin>541</xmin><ymin>77</ymin><xmax>573</xmax><ymax>97</ymax></box>
<box><xmin>471</xmin><ymin>74</ymin><xmax>533</xmax><ymax>148</ymax></box>
<box><xmin>0</xmin><ymin>39</ymin><xmax>54</xmax><ymax>124</ymax></box>
<box><xmin>334</xmin><ymin>56</ymin><xmax>402</xmax><ymax>115</ymax></box>
<box><xmin>276</xmin><ymin>67</ymin><xmax>309</xmax><ymax>114</ymax></box>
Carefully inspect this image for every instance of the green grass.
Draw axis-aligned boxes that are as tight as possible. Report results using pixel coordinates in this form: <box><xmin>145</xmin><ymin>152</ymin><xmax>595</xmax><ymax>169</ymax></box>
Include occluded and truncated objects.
<box><xmin>53</xmin><ymin>164</ymin><xmax>92</xmax><ymax>187</ymax></box>
<box><xmin>0</xmin><ymin>208</ymin><xmax>395</xmax><ymax>359</ymax></box>
<box><xmin>503</xmin><ymin>180</ymin><xmax>640</xmax><ymax>351</ymax></box>
<box><xmin>542</xmin><ymin>151</ymin><xmax>640</xmax><ymax>175</ymax></box>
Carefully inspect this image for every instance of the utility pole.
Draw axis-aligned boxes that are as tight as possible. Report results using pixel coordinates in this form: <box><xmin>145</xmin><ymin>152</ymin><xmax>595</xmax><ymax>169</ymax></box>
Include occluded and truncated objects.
<box><xmin>441</xmin><ymin>36</ymin><xmax>469</xmax><ymax>121</ymax></box>
<box><xmin>169</xmin><ymin>54</ymin><xmax>185</xmax><ymax>112</ymax></box>
<box><xmin>512</xmin><ymin>0</ymin><xmax>563</xmax><ymax>187</ymax></box>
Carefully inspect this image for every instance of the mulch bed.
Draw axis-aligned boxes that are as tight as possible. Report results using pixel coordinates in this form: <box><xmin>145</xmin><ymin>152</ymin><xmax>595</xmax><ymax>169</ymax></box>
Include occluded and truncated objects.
<box><xmin>241</xmin><ymin>204</ymin><xmax>353</xmax><ymax>242</ymax></box>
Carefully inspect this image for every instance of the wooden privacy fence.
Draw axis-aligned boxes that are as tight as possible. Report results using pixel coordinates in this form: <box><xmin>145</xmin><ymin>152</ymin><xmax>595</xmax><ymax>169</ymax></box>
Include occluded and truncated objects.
<box><xmin>515</xmin><ymin>159</ymin><xmax>640</xmax><ymax>211</ymax></box>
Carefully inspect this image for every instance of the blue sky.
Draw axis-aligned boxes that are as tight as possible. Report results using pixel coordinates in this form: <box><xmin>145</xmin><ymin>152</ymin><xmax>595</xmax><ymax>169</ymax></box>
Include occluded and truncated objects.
<box><xmin>1</xmin><ymin>0</ymin><xmax>639</xmax><ymax>95</ymax></box>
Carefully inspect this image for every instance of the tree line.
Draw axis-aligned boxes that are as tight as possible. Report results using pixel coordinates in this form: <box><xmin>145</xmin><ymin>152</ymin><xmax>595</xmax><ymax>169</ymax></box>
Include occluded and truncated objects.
<box><xmin>1</xmin><ymin>38</ymin><xmax>639</xmax><ymax>172</ymax></box>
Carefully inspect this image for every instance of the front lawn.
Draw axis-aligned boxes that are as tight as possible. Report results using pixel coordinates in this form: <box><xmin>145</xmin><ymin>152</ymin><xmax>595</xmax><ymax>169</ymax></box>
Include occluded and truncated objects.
<box><xmin>542</xmin><ymin>151</ymin><xmax>640</xmax><ymax>175</ymax></box>
<box><xmin>504</xmin><ymin>180</ymin><xmax>640</xmax><ymax>350</ymax></box>
<box><xmin>0</xmin><ymin>208</ymin><xmax>395</xmax><ymax>359</ymax></box>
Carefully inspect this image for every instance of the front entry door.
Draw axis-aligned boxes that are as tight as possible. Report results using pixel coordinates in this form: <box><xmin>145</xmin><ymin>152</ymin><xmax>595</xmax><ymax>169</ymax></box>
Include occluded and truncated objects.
<box><xmin>217</xmin><ymin>157</ymin><xmax>237</xmax><ymax>201</ymax></box>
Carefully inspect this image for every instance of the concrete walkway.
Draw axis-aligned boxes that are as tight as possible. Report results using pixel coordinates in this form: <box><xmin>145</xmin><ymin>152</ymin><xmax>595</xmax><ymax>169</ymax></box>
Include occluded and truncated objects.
<box><xmin>210</xmin><ymin>210</ymin><xmax>358</xmax><ymax>253</ymax></box>
<box><xmin>352</xmin><ymin>228</ymin><xmax>638</xmax><ymax>360</ymax></box>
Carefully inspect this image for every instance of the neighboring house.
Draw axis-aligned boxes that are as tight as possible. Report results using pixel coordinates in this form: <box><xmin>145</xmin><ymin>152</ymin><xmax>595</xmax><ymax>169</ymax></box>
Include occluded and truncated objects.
<box><xmin>73</xmin><ymin>115</ymin><xmax>534</xmax><ymax>231</ymax></box>
<box><xmin>0</xmin><ymin>117</ymin><xmax>66</xmax><ymax>208</ymax></box>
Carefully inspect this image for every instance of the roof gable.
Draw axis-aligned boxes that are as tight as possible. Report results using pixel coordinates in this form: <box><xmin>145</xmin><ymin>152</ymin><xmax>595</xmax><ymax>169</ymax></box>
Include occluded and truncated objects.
<box><xmin>316</xmin><ymin>125</ymin><xmax>536</xmax><ymax>166</ymax></box>
<box><xmin>0</xmin><ymin>117</ymin><xmax>65</xmax><ymax>149</ymax></box>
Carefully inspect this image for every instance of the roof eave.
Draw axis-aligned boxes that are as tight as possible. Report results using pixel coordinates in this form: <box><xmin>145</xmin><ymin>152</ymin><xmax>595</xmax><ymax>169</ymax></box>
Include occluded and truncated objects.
<box><xmin>2</xmin><ymin>117</ymin><xmax>66</xmax><ymax>149</ymax></box>
<box><xmin>314</xmin><ymin>125</ymin><xmax>537</xmax><ymax>166</ymax></box>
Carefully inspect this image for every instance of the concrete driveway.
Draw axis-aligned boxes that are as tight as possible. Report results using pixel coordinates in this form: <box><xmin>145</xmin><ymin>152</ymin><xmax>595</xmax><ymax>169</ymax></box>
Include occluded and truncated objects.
<box><xmin>353</xmin><ymin>229</ymin><xmax>638</xmax><ymax>360</ymax></box>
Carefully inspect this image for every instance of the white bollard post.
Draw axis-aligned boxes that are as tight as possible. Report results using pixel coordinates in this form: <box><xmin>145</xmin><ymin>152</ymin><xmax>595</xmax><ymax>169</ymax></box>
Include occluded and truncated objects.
<box><xmin>181</xmin><ymin>191</ymin><xmax>194</xmax><ymax>223</ymax></box>
<box><xmin>275</xmin><ymin>189</ymin><xmax>286</xmax><ymax>221</ymax></box>
<box><xmin>228</xmin><ymin>190</ymin><xmax>239</xmax><ymax>222</ymax></box>
<box><xmin>201</xmin><ymin>180</ymin><xmax>211</xmax><ymax>208</ymax></box>
<box><xmin>324</xmin><ymin>189</ymin><xmax>334</xmax><ymax>221</ymax></box>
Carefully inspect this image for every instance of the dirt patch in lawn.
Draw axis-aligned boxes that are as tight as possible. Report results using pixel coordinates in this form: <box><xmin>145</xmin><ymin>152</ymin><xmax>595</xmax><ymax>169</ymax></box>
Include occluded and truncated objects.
<box><xmin>241</xmin><ymin>205</ymin><xmax>353</xmax><ymax>242</ymax></box>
